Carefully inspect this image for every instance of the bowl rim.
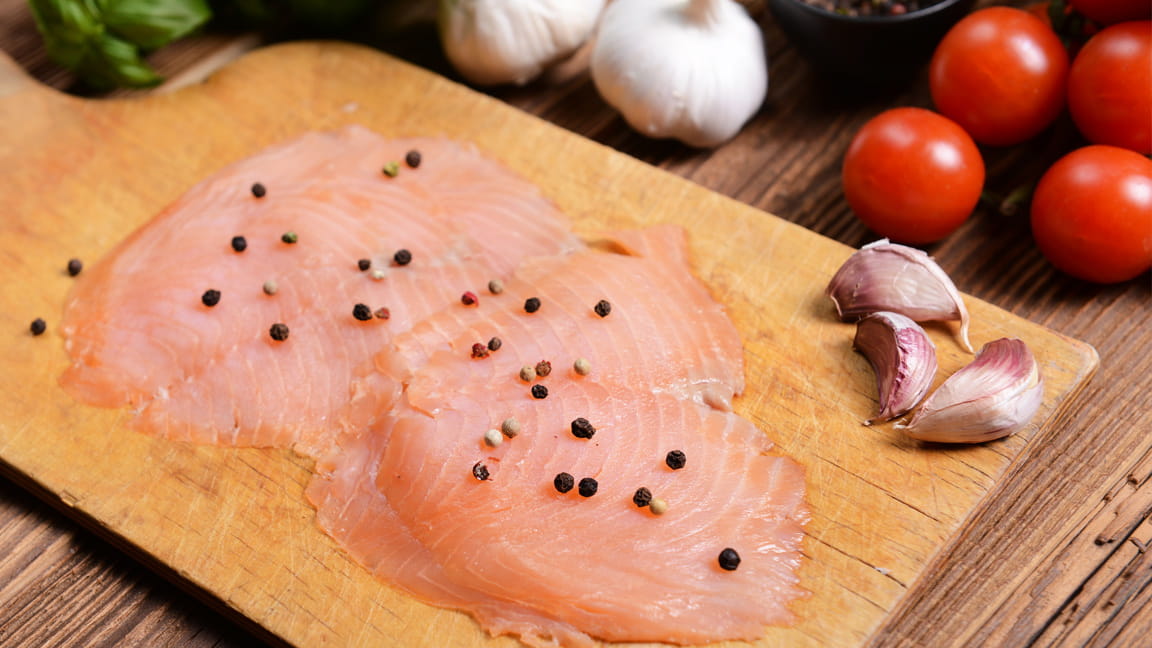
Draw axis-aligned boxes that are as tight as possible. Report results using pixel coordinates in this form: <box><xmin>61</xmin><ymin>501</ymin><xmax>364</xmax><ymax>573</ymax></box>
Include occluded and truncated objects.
<box><xmin>767</xmin><ymin>0</ymin><xmax>972</xmax><ymax>25</ymax></box>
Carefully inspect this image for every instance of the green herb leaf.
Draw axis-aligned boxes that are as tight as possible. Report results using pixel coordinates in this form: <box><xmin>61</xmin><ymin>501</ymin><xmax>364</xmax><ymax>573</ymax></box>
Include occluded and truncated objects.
<box><xmin>28</xmin><ymin>0</ymin><xmax>212</xmax><ymax>89</ymax></box>
<box><xmin>27</xmin><ymin>0</ymin><xmax>104</xmax><ymax>69</ymax></box>
<box><xmin>99</xmin><ymin>0</ymin><xmax>211</xmax><ymax>50</ymax></box>
<box><xmin>81</xmin><ymin>31</ymin><xmax>164</xmax><ymax>88</ymax></box>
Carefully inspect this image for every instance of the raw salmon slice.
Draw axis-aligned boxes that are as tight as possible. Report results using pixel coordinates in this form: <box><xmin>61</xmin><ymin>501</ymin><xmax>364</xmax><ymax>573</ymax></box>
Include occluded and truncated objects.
<box><xmin>308</xmin><ymin>227</ymin><xmax>808</xmax><ymax>646</ymax></box>
<box><xmin>365</xmin><ymin>225</ymin><xmax>746</xmax><ymax>418</ymax></box>
<box><xmin>60</xmin><ymin>126</ymin><xmax>579</xmax><ymax>456</ymax></box>
<box><xmin>309</xmin><ymin>379</ymin><xmax>807</xmax><ymax>646</ymax></box>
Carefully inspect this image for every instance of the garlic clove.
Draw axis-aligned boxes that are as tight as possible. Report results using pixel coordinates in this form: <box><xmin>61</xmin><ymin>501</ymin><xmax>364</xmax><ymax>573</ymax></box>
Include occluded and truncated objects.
<box><xmin>826</xmin><ymin>239</ymin><xmax>973</xmax><ymax>352</ymax></box>
<box><xmin>590</xmin><ymin>0</ymin><xmax>767</xmax><ymax>148</ymax></box>
<box><xmin>438</xmin><ymin>0</ymin><xmax>607</xmax><ymax>86</ymax></box>
<box><xmin>897</xmin><ymin>338</ymin><xmax>1043</xmax><ymax>444</ymax></box>
<box><xmin>854</xmin><ymin>312</ymin><xmax>938</xmax><ymax>425</ymax></box>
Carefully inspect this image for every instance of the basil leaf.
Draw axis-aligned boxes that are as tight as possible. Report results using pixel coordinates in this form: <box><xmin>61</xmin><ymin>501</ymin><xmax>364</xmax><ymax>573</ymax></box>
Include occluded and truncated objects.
<box><xmin>99</xmin><ymin>0</ymin><xmax>211</xmax><ymax>49</ymax></box>
<box><xmin>80</xmin><ymin>31</ymin><xmax>164</xmax><ymax>88</ymax></box>
<box><xmin>27</xmin><ymin>0</ymin><xmax>103</xmax><ymax>69</ymax></box>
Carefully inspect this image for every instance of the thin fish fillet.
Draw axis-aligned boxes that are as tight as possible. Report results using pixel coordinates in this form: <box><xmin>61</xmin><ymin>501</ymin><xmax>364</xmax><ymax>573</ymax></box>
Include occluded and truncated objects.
<box><xmin>308</xmin><ymin>228</ymin><xmax>809</xmax><ymax>646</ymax></box>
<box><xmin>365</xmin><ymin>225</ymin><xmax>745</xmax><ymax>419</ymax></box>
<box><xmin>59</xmin><ymin>126</ymin><xmax>579</xmax><ymax>456</ymax></box>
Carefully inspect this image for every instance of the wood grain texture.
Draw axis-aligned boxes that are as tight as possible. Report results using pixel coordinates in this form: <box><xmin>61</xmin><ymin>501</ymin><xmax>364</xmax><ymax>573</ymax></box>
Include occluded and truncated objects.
<box><xmin>0</xmin><ymin>2</ymin><xmax>1149</xmax><ymax>648</ymax></box>
<box><xmin>0</xmin><ymin>31</ymin><xmax>1099</xmax><ymax>648</ymax></box>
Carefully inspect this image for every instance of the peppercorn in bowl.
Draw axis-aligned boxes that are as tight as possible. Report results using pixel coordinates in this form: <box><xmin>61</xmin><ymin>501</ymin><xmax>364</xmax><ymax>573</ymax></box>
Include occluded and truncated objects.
<box><xmin>766</xmin><ymin>0</ymin><xmax>975</xmax><ymax>84</ymax></box>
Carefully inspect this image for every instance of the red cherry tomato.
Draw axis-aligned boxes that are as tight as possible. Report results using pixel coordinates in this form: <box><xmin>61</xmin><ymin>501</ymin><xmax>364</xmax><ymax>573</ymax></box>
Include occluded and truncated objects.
<box><xmin>1030</xmin><ymin>145</ymin><xmax>1152</xmax><ymax>283</ymax></box>
<box><xmin>1068</xmin><ymin>0</ymin><xmax>1151</xmax><ymax>25</ymax></box>
<box><xmin>929</xmin><ymin>7</ymin><xmax>1070</xmax><ymax>146</ymax></box>
<box><xmin>1067</xmin><ymin>21</ymin><xmax>1152</xmax><ymax>154</ymax></box>
<box><xmin>842</xmin><ymin>108</ymin><xmax>985</xmax><ymax>244</ymax></box>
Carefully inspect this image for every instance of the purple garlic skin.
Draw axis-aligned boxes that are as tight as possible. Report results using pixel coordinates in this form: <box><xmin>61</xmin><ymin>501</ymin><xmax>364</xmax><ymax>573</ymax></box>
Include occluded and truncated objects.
<box><xmin>826</xmin><ymin>239</ymin><xmax>973</xmax><ymax>352</ymax></box>
<box><xmin>854</xmin><ymin>312</ymin><xmax>938</xmax><ymax>425</ymax></box>
<box><xmin>898</xmin><ymin>338</ymin><xmax>1043</xmax><ymax>444</ymax></box>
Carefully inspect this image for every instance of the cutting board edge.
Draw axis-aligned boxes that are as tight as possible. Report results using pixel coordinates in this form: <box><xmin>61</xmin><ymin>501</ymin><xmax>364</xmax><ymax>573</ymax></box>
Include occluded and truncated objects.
<box><xmin>865</xmin><ymin>333</ymin><xmax>1099</xmax><ymax>645</ymax></box>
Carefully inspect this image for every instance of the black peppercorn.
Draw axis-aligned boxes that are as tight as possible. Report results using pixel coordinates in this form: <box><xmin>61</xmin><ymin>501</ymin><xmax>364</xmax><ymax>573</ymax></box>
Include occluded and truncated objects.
<box><xmin>30</xmin><ymin>318</ymin><xmax>46</xmax><ymax>336</ymax></box>
<box><xmin>487</xmin><ymin>337</ymin><xmax>502</xmax><ymax>351</ymax></box>
<box><xmin>718</xmin><ymin>548</ymin><xmax>741</xmax><ymax>571</ymax></box>
<box><xmin>357</xmin><ymin>258</ymin><xmax>371</xmax><ymax>271</ymax></box>
<box><xmin>269</xmin><ymin>323</ymin><xmax>290</xmax><ymax>341</ymax></box>
<box><xmin>632</xmin><ymin>487</ymin><xmax>652</xmax><ymax>508</ymax></box>
<box><xmin>665</xmin><ymin>450</ymin><xmax>686</xmax><ymax>470</ymax></box>
<box><xmin>231</xmin><ymin>236</ymin><xmax>247</xmax><ymax>252</ymax></box>
<box><xmin>578</xmin><ymin>477</ymin><xmax>598</xmax><ymax>497</ymax></box>
<box><xmin>570</xmin><ymin>418</ymin><xmax>596</xmax><ymax>439</ymax></box>
<box><xmin>594</xmin><ymin>299</ymin><xmax>611</xmax><ymax>317</ymax></box>
<box><xmin>524</xmin><ymin>297</ymin><xmax>541</xmax><ymax>313</ymax></box>
<box><xmin>202</xmin><ymin>289</ymin><xmax>221</xmax><ymax>307</ymax></box>
<box><xmin>473</xmin><ymin>462</ymin><xmax>491</xmax><ymax>481</ymax></box>
<box><xmin>67</xmin><ymin>258</ymin><xmax>83</xmax><ymax>276</ymax></box>
<box><xmin>405</xmin><ymin>150</ymin><xmax>422</xmax><ymax>168</ymax></box>
<box><xmin>251</xmin><ymin>183</ymin><xmax>266</xmax><ymax>198</ymax></box>
<box><xmin>353</xmin><ymin>303</ymin><xmax>373</xmax><ymax>321</ymax></box>
<box><xmin>553</xmin><ymin>472</ymin><xmax>574</xmax><ymax>493</ymax></box>
<box><xmin>531</xmin><ymin>384</ymin><xmax>548</xmax><ymax>399</ymax></box>
<box><xmin>393</xmin><ymin>249</ymin><xmax>412</xmax><ymax>266</ymax></box>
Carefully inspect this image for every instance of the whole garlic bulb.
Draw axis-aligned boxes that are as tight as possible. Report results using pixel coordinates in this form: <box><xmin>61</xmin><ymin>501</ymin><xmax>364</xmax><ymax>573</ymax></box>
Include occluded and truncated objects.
<box><xmin>590</xmin><ymin>0</ymin><xmax>768</xmax><ymax>147</ymax></box>
<box><xmin>439</xmin><ymin>0</ymin><xmax>607</xmax><ymax>86</ymax></box>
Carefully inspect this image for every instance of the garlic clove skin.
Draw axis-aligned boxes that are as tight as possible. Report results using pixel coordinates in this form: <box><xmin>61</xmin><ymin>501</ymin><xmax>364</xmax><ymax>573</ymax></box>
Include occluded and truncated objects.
<box><xmin>439</xmin><ymin>0</ymin><xmax>607</xmax><ymax>86</ymax></box>
<box><xmin>854</xmin><ymin>312</ymin><xmax>938</xmax><ymax>425</ymax></box>
<box><xmin>826</xmin><ymin>239</ymin><xmax>973</xmax><ymax>352</ymax></box>
<box><xmin>898</xmin><ymin>338</ymin><xmax>1043</xmax><ymax>444</ymax></box>
<box><xmin>590</xmin><ymin>0</ymin><xmax>768</xmax><ymax>148</ymax></box>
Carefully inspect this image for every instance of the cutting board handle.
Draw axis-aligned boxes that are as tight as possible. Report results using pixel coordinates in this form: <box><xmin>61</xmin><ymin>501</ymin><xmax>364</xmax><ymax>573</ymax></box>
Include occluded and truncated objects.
<box><xmin>0</xmin><ymin>49</ymin><xmax>39</xmax><ymax>100</ymax></box>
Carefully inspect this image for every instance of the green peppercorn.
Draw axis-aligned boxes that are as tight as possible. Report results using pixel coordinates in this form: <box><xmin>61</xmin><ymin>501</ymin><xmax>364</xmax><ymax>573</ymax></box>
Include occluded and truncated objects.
<box><xmin>501</xmin><ymin>417</ymin><xmax>520</xmax><ymax>438</ymax></box>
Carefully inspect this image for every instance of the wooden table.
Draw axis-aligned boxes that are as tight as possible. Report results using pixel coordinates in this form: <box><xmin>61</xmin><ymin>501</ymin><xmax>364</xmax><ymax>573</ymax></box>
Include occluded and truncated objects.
<box><xmin>1</xmin><ymin>2</ymin><xmax>1149</xmax><ymax>647</ymax></box>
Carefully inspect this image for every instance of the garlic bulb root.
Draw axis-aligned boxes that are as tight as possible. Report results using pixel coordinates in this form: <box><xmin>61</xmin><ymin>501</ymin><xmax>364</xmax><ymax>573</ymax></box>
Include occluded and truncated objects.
<box><xmin>590</xmin><ymin>0</ymin><xmax>768</xmax><ymax>148</ymax></box>
<box><xmin>898</xmin><ymin>338</ymin><xmax>1043</xmax><ymax>444</ymax></box>
<box><xmin>439</xmin><ymin>0</ymin><xmax>607</xmax><ymax>86</ymax></box>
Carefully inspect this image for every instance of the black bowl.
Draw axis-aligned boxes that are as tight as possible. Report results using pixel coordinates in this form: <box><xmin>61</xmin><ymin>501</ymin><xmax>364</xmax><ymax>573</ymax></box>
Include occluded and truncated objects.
<box><xmin>766</xmin><ymin>0</ymin><xmax>976</xmax><ymax>84</ymax></box>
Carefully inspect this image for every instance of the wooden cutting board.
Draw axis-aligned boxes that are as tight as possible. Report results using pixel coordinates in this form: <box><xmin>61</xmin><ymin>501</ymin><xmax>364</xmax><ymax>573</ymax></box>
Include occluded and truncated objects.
<box><xmin>0</xmin><ymin>43</ymin><xmax>1097</xmax><ymax>647</ymax></box>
